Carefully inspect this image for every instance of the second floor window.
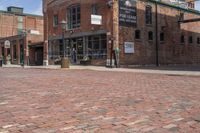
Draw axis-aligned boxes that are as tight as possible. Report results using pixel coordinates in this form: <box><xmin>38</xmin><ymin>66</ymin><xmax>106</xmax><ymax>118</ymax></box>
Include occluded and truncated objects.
<box><xmin>148</xmin><ymin>31</ymin><xmax>153</xmax><ymax>41</ymax></box>
<box><xmin>197</xmin><ymin>37</ymin><xmax>200</xmax><ymax>45</ymax></box>
<box><xmin>91</xmin><ymin>4</ymin><xmax>98</xmax><ymax>15</ymax></box>
<box><xmin>160</xmin><ymin>32</ymin><xmax>164</xmax><ymax>42</ymax></box>
<box><xmin>189</xmin><ymin>36</ymin><xmax>193</xmax><ymax>44</ymax></box>
<box><xmin>145</xmin><ymin>5</ymin><xmax>152</xmax><ymax>25</ymax></box>
<box><xmin>135</xmin><ymin>30</ymin><xmax>141</xmax><ymax>39</ymax></box>
<box><xmin>181</xmin><ymin>35</ymin><xmax>185</xmax><ymax>44</ymax></box>
<box><xmin>68</xmin><ymin>5</ymin><xmax>81</xmax><ymax>29</ymax></box>
<box><xmin>53</xmin><ymin>15</ymin><xmax>58</xmax><ymax>27</ymax></box>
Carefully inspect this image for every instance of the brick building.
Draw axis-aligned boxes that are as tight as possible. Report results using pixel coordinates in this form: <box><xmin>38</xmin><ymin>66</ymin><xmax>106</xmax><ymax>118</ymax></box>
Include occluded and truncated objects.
<box><xmin>0</xmin><ymin>7</ymin><xmax>44</xmax><ymax>65</ymax></box>
<box><xmin>43</xmin><ymin>0</ymin><xmax>200</xmax><ymax>66</ymax></box>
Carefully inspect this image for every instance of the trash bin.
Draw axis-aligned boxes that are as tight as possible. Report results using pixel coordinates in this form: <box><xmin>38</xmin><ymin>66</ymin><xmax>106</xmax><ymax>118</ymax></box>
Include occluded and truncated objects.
<box><xmin>0</xmin><ymin>59</ymin><xmax>2</xmax><ymax>67</ymax></box>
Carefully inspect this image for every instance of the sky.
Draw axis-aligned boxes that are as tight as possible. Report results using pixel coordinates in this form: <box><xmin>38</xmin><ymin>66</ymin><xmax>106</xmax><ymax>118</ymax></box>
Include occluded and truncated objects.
<box><xmin>0</xmin><ymin>0</ymin><xmax>42</xmax><ymax>15</ymax></box>
<box><xmin>0</xmin><ymin>0</ymin><xmax>200</xmax><ymax>16</ymax></box>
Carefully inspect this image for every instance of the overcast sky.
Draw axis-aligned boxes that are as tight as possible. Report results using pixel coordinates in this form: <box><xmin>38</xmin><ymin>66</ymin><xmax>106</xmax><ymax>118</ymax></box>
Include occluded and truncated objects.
<box><xmin>0</xmin><ymin>0</ymin><xmax>200</xmax><ymax>16</ymax></box>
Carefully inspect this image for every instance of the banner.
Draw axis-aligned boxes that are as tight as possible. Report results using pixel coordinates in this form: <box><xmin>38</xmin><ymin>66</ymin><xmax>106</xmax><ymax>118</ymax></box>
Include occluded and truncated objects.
<box><xmin>119</xmin><ymin>0</ymin><xmax>137</xmax><ymax>27</ymax></box>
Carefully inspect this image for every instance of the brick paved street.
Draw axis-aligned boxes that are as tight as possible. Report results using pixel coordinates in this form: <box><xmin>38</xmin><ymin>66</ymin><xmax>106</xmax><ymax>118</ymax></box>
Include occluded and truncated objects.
<box><xmin>0</xmin><ymin>68</ymin><xmax>200</xmax><ymax>133</ymax></box>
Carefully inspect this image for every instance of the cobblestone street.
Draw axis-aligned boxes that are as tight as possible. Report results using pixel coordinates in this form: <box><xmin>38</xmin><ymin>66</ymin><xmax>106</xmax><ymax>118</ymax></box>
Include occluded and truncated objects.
<box><xmin>0</xmin><ymin>68</ymin><xmax>200</xmax><ymax>133</ymax></box>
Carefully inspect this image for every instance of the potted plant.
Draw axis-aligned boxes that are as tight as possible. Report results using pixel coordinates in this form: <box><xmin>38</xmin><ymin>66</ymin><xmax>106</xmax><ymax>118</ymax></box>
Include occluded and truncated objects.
<box><xmin>80</xmin><ymin>56</ymin><xmax>91</xmax><ymax>65</ymax></box>
<box><xmin>6</xmin><ymin>54</ymin><xmax>11</xmax><ymax>65</ymax></box>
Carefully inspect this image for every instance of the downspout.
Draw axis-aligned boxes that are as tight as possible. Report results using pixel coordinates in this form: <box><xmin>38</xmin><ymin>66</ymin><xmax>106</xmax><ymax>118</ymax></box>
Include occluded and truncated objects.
<box><xmin>155</xmin><ymin>2</ymin><xmax>159</xmax><ymax>66</ymax></box>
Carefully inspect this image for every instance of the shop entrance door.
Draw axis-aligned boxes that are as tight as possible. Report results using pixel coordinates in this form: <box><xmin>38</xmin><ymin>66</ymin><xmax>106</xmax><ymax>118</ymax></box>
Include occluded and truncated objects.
<box><xmin>20</xmin><ymin>44</ymin><xmax>24</xmax><ymax>64</ymax></box>
<box><xmin>35</xmin><ymin>47</ymin><xmax>43</xmax><ymax>65</ymax></box>
<box><xmin>70</xmin><ymin>38</ymin><xmax>84</xmax><ymax>63</ymax></box>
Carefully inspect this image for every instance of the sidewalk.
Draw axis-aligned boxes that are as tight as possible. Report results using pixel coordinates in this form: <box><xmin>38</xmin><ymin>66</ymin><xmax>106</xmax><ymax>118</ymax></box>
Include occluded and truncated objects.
<box><xmin>1</xmin><ymin>64</ymin><xmax>200</xmax><ymax>76</ymax></box>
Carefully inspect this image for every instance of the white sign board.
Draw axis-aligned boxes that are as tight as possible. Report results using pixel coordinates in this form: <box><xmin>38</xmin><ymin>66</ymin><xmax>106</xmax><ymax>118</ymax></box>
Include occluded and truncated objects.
<box><xmin>91</xmin><ymin>15</ymin><xmax>102</xmax><ymax>25</ymax></box>
<box><xmin>4</xmin><ymin>40</ymin><xmax>10</xmax><ymax>49</ymax></box>
<box><xmin>124</xmin><ymin>42</ymin><xmax>134</xmax><ymax>53</ymax></box>
<box><xmin>29</xmin><ymin>30</ymin><xmax>40</xmax><ymax>35</ymax></box>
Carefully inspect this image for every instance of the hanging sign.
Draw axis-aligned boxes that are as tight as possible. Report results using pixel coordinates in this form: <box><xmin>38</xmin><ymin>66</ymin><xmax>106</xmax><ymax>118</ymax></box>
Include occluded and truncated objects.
<box><xmin>4</xmin><ymin>40</ymin><xmax>10</xmax><ymax>49</ymax></box>
<box><xmin>119</xmin><ymin>0</ymin><xmax>137</xmax><ymax>27</ymax></box>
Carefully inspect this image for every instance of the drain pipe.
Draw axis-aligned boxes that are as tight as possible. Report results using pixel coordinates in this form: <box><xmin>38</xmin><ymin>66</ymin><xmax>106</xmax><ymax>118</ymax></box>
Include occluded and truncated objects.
<box><xmin>155</xmin><ymin>2</ymin><xmax>159</xmax><ymax>67</ymax></box>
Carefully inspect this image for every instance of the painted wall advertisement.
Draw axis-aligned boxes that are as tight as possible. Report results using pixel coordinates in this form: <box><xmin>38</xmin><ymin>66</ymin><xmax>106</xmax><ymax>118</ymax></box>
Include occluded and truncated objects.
<box><xmin>124</xmin><ymin>42</ymin><xmax>134</xmax><ymax>54</ymax></box>
<box><xmin>119</xmin><ymin>0</ymin><xmax>137</xmax><ymax>27</ymax></box>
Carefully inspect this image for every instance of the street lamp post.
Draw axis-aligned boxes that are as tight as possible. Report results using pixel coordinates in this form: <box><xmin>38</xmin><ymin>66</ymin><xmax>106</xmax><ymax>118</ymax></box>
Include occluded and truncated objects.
<box><xmin>21</xmin><ymin>30</ymin><xmax>27</xmax><ymax>67</ymax></box>
<box><xmin>60</xmin><ymin>20</ymin><xmax>69</xmax><ymax>68</ymax></box>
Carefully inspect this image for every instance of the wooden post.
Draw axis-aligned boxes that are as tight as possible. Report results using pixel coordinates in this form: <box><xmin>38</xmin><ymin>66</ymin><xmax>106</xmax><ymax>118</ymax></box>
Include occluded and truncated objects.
<box><xmin>112</xmin><ymin>0</ymin><xmax>119</xmax><ymax>67</ymax></box>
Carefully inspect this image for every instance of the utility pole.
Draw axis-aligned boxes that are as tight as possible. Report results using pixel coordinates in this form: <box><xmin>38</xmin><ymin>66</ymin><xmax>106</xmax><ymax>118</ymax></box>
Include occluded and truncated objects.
<box><xmin>112</xmin><ymin>0</ymin><xmax>120</xmax><ymax>68</ymax></box>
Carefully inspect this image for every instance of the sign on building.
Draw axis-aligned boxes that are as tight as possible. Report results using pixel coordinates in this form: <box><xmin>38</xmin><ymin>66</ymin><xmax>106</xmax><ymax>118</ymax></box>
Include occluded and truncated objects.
<box><xmin>4</xmin><ymin>40</ymin><xmax>10</xmax><ymax>49</ymax></box>
<box><xmin>91</xmin><ymin>15</ymin><xmax>102</xmax><ymax>25</ymax></box>
<box><xmin>29</xmin><ymin>30</ymin><xmax>40</xmax><ymax>35</ymax></box>
<box><xmin>119</xmin><ymin>0</ymin><xmax>137</xmax><ymax>27</ymax></box>
<box><xmin>124</xmin><ymin>42</ymin><xmax>134</xmax><ymax>53</ymax></box>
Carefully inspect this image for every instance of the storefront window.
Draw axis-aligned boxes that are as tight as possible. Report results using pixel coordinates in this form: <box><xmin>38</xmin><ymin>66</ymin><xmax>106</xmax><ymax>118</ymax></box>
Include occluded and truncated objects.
<box><xmin>13</xmin><ymin>44</ymin><xmax>17</xmax><ymax>60</ymax></box>
<box><xmin>88</xmin><ymin>34</ymin><xmax>107</xmax><ymax>59</ymax></box>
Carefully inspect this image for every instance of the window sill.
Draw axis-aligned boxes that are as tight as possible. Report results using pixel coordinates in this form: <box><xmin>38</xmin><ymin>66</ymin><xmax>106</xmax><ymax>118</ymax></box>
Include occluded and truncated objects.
<box><xmin>135</xmin><ymin>39</ymin><xmax>142</xmax><ymax>42</ymax></box>
<box><xmin>146</xmin><ymin>24</ymin><xmax>153</xmax><ymax>27</ymax></box>
<box><xmin>160</xmin><ymin>41</ymin><xmax>165</xmax><ymax>44</ymax></box>
<box><xmin>67</xmin><ymin>27</ymin><xmax>80</xmax><ymax>30</ymax></box>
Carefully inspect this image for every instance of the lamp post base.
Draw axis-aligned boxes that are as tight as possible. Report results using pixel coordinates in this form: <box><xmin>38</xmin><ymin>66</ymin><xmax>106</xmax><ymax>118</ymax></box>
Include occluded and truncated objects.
<box><xmin>61</xmin><ymin>57</ymin><xmax>69</xmax><ymax>68</ymax></box>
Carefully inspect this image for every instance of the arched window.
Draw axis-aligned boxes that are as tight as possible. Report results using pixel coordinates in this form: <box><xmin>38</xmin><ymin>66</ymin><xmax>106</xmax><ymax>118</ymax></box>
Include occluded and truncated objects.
<box><xmin>145</xmin><ymin>5</ymin><xmax>152</xmax><ymax>25</ymax></box>
<box><xmin>197</xmin><ymin>37</ymin><xmax>200</xmax><ymax>45</ymax></box>
<box><xmin>148</xmin><ymin>31</ymin><xmax>153</xmax><ymax>41</ymax></box>
<box><xmin>180</xmin><ymin>35</ymin><xmax>185</xmax><ymax>44</ymax></box>
<box><xmin>135</xmin><ymin>30</ymin><xmax>141</xmax><ymax>39</ymax></box>
<box><xmin>188</xmin><ymin>36</ymin><xmax>193</xmax><ymax>44</ymax></box>
<box><xmin>160</xmin><ymin>32</ymin><xmax>164</xmax><ymax>42</ymax></box>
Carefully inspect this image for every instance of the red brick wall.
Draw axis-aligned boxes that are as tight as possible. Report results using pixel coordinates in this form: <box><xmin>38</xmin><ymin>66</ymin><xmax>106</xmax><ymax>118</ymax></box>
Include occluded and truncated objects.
<box><xmin>45</xmin><ymin>0</ymin><xmax>111</xmax><ymax>36</ymax></box>
<box><xmin>0</xmin><ymin>12</ymin><xmax>43</xmax><ymax>38</ymax></box>
<box><xmin>44</xmin><ymin>0</ymin><xmax>200</xmax><ymax>65</ymax></box>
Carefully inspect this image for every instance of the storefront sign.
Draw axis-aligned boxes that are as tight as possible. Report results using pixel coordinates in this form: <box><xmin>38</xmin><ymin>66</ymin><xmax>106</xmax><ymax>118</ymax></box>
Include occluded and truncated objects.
<box><xmin>124</xmin><ymin>42</ymin><xmax>134</xmax><ymax>53</ymax></box>
<box><xmin>91</xmin><ymin>15</ymin><xmax>102</xmax><ymax>25</ymax></box>
<box><xmin>4</xmin><ymin>40</ymin><xmax>10</xmax><ymax>49</ymax></box>
<box><xmin>119</xmin><ymin>0</ymin><xmax>137</xmax><ymax>27</ymax></box>
<box><xmin>29</xmin><ymin>30</ymin><xmax>40</xmax><ymax>35</ymax></box>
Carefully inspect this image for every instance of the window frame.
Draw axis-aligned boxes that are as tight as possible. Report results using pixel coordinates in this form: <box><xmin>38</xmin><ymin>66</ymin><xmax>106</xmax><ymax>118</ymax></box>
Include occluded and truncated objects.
<box><xmin>135</xmin><ymin>30</ymin><xmax>141</xmax><ymax>40</ymax></box>
<box><xmin>91</xmin><ymin>4</ymin><xmax>98</xmax><ymax>15</ymax></box>
<box><xmin>148</xmin><ymin>31</ymin><xmax>153</xmax><ymax>41</ymax></box>
<box><xmin>67</xmin><ymin>4</ymin><xmax>81</xmax><ymax>29</ymax></box>
<box><xmin>188</xmin><ymin>36</ymin><xmax>193</xmax><ymax>44</ymax></box>
<box><xmin>197</xmin><ymin>37</ymin><xmax>200</xmax><ymax>45</ymax></box>
<box><xmin>145</xmin><ymin>5</ymin><xmax>152</xmax><ymax>25</ymax></box>
<box><xmin>180</xmin><ymin>35</ymin><xmax>185</xmax><ymax>44</ymax></box>
<box><xmin>160</xmin><ymin>32</ymin><xmax>165</xmax><ymax>42</ymax></box>
<box><xmin>53</xmin><ymin>14</ymin><xmax>59</xmax><ymax>27</ymax></box>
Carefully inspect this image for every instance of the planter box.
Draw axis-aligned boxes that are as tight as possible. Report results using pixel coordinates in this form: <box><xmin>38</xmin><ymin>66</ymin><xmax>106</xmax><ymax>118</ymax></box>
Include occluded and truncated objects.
<box><xmin>80</xmin><ymin>60</ymin><xmax>91</xmax><ymax>65</ymax></box>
